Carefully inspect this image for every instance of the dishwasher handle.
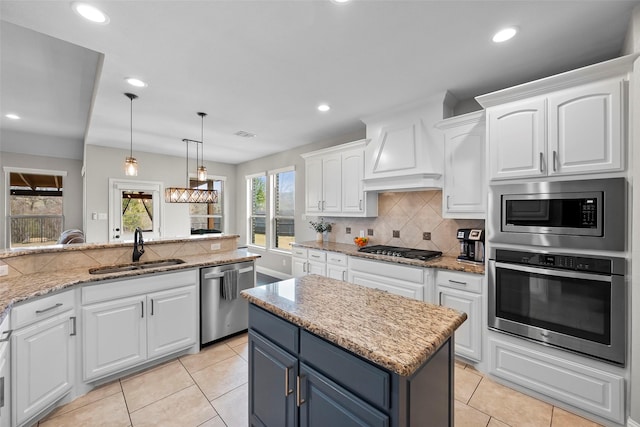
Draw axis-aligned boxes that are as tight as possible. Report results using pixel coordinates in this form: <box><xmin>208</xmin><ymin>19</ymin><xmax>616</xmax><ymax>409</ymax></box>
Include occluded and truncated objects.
<box><xmin>203</xmin><ymin>266</ymin><xmax>254</xmax><ymax>280</ymax></box>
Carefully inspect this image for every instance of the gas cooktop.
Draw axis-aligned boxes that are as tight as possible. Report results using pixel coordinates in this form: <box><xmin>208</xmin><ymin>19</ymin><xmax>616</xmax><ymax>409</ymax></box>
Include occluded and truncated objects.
<box><xmin>358</xmin><ymin>245</ymin><xmax>442</xmax><ymax>261</ymax></box>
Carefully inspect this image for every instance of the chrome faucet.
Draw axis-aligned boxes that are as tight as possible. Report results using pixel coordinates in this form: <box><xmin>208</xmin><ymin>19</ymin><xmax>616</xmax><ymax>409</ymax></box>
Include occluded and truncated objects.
<box><xmin>132</xmin><ymin>227</ymin><xmax>145</xmax><ymax>262</ymax></box>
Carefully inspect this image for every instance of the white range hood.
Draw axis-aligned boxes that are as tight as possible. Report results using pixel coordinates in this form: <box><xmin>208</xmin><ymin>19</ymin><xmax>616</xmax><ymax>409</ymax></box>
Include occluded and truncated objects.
<box><xmin>361</xmin><ymin>92</ymin><xmax>454</xmax><ymax>193</ymax></box>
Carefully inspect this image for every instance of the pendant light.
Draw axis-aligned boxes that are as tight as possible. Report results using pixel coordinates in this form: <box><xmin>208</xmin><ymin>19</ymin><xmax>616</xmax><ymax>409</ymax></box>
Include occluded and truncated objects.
<box><xmin>197</xmin><ymin>112</ymin><xmax>207</xmax><ymax>181</ymax></box>
<box><xmin>124</xmin><ymin>93</ymin><xmax>139</xmax><ymax>176</ymax></box>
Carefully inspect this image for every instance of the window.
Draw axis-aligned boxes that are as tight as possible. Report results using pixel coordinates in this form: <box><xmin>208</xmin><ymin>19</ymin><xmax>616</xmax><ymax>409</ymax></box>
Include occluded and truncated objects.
<box><xmin>273</xmin><ymin>169</ymin><xmax>295</xmax><ymax>250</ymax></box>
<box><xmin>7</xmin><ymin>170</ymin><xmax>65</xmax><ymax>248</ymax></box>
<box><xmin>246</xmin><ymin>168</ymin><xmax>295</xmax><ymax>251</ymax></box>
<box><xmin>121</xmin><ymin>191</ymin><xmax>153</xmax><ymax>233</ymax></box>
<box><xmin>189</xmin><ymin>177</ymin><xmax>224</xmax><ymax>233</ymax></box>
<box><xmin>248</xmin><ymin>174</ymin><xmax>267</xmax><ymax>247</ymax></box>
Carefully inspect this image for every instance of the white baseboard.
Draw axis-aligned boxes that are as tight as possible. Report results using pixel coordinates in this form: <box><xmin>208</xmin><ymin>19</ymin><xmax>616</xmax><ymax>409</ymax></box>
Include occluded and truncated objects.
<box><xmin>255</xmin><ymin>266</ymin><xmax>291</xmax><ymax>281</ymax></box>
<box><xmin>628</xmin><ymin>417</ymin><xmax>640</xmax><ymax>427</ymax></box>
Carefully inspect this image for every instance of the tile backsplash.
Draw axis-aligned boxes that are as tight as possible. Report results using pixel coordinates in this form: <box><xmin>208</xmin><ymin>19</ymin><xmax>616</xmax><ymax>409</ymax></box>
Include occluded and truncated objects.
<box><xmin>318</xmin><ymin>191</ymin><xmax>484</xmax><ymax>256</ymax></box>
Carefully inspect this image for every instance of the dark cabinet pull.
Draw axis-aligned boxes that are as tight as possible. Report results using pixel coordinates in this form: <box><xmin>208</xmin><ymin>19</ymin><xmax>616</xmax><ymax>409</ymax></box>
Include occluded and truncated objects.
<box><xmin>151</xmin><ymin>299</ymin><xmax>154</xmax><ymax>316</ymax></box>
<box><xmin>296</xmin><ymin>375</ymin><xmax>305</xmax><ymax>407</ymax></box>
<box><xmin>141</xmin><ymin>301</ymin><xmax>144</xmax><ymax>318</ymax></box>
<box><xmin>285</xmin><ymin>367</ymin><xmax>293</xmax><ymax>396</ymax></box>
<box><xmin>0</xmin><ymin>330</ymin><xmax>12</xmax><ymax>343</ymax></box>
<box><xmin>70</xmin><ymin>317</ymin><xmax>77</xmax><ymax>336</ymax></box>
<box><xmin>36</xmin><ymin>303</ymin><xmax>62</xmax><ymax>314</ymax></box>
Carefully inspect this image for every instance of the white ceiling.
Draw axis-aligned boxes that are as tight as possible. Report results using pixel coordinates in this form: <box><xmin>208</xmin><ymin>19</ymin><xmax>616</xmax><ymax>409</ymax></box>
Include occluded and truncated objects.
<box><xmin>1</xmin><ymin>0</ymin><xmax>638</xmax><ymax>164</ymax></box>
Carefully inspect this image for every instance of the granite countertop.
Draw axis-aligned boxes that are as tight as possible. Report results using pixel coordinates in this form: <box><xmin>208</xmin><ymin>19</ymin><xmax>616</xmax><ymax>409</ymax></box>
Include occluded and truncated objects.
<box><xmin>242</xmin><ymin>275</ymin><xmax>467</xmax><ymax>377</ymax></box>
<box><xmin>292</xmin><ymin>241</ymin><xmax>485</xmax><ymax>275</ymax></box>
<box><xmin>0</xmin><ymin>248</ymin><xmax>259</xmax><ymax>322</ymax></box>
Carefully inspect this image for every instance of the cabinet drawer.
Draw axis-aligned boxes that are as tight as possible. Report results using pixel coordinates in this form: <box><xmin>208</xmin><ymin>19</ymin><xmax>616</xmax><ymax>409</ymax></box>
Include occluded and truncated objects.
<box><xmin>350</xmin><ymin>257</ymin><xmax>423</xmax><ymax>283</ymax></box>
<box><xmin>291</xmin><ymin>247</ymin><xmax>308</xmax><ymax>258</ymax></box>
<box><xmin>11</xmin><ymin>290</ymin><xmax>75</xmax><ymax>329</ymax></box>
<box><xmin>300</xmin><ymin>330</ymin><xmax>390</xmax><ymax>410</ymax></box>
<box><xmin>326</xmin><ymin>252</ymin><xmax>347</xmax><ymax>266</ymax></box>
<box><xmin>249</xmin><ymin>304</ymin><xmax>299</xmax><ymax>354</ymax></box>
<box><xmin>307</xmin><ymin>250</ymin><xmax>326</xmax><ymax>263</ymax></box>
<box><xmin>436</xmin><ymin>270</ymin><xmax>483</xmax><ymax>294</ymax></box>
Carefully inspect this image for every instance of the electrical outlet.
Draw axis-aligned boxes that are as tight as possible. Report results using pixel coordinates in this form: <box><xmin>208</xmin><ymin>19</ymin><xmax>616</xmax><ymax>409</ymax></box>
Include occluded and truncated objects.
<box><xmin>423</xmin><ymin>232</ymin><xmax>431</xmax><ymax>240</ymax></box>
<box><xmin>346</xmin><ymin>227</ymin><xmax>351</xmax><ymax>234</ymax></box>
<box><xmin>393</xmin><ymin>230</ymin><xmax>400</xmax><ymax>238</ymax></box>
<box><xmin>210</xmin><ymin>243</ymin><xmax>221</xmax><ymax>250</ymax></box>
<box><xmin>0</xmin><ymin>264</ymin><xmax>8</xmax><ymax>276</ymax></box>
<box><xmin>367</xmin><ymin>229</ymin><xmax>374</xmax><ymax>236</ymax></box>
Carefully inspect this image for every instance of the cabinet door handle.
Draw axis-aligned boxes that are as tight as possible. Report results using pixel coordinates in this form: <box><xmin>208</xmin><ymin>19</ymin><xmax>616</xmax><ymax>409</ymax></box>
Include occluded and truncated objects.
<box><xmin>0</xmin><ymin>376</ymin><xmax>4</xmax><ymax>409</ymax></box>
<box><xmin>446</xmin><ymin>195</ymin><xmax>450</xmax><ymax>209</ymax></box>
<box><xmin>553</xmin><ymin>150</ymin><xmax>558</xmax><ymax>172</ymax></box>
<box><xmin>302</xmin><ymin>261</ymin><xmax>306</xmax><ymax>273</ymax></box>
<box><xmin>285</xmin><ymin>366</ymin><xmax>293</xmax><ymax>396</ymax></box>
<box><xmin>439</xmin><ymin>292</ymin><xmax>443</xmax><ymax>306</ymax></box>
<box><xmin>359</xmin><ymin>199</ymin><xmax>363</xmax><ymax>210</ymax></box>
<box><xmin>0</xmin><ymin>330</ymin><xmax>12</xmax><ymax>342</ymax></box>
<box><xmin>310</xmin><ymin>254</ymin><xmax>320</xmax><ymax>259</ymax></box>
<box><xmin>448</xmin><ymin>279</ymin><xmax>467</xmax><ymax>286</ymax></box>
<box><xmin>296</xmin><ymin>375</ymin><xmax>305</xmax><ymax>407</ymax></box>
<box><xmin>342</xmin><ymin>270</ymin><xmax>346</xmax><ymax>281</ymax></box>
<box><xmin>322</xmin><ymin>200</ymin><xmax>326</xmax><ymax>210</ymax></box>
<box><xmin>141</xmin><ymin>301</ymin><xmax>144</xmax><ymax>318</ymax></box>
<box><xmin>317</xmin><ymin>201</ymin><xmax>322</xmax><ymax>210</ymax></box>
<box><xmin>69</xmin><ymin>316</ymin><xmax>77</xmax><ymax>336</ymax></box>
<box><xmin>539</xmin><ymin>152</ymin><xmax>544</xmax><ymax>173</ymax></box>
<box><xmin>35</xmin><ymin>303</ymin><xmax>62</xmax><ymax>314</ymax></box>
<box><xmin>151</xmin><ymin>299</ymin><xmax>155</xmax><ymax>316</ymax></box>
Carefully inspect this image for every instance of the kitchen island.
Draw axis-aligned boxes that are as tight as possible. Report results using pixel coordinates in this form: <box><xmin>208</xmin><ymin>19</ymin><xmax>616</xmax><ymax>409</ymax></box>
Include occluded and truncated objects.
<box><xmin>241</xmin><ymin>274</ymin><xmax>467</xmax><ymax>426</ymax></box>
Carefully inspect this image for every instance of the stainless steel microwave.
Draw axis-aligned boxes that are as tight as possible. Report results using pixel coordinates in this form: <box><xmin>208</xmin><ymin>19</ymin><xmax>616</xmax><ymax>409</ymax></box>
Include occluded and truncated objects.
<box><xmin>488</xmin><ymin>178</ymin><xmax>626</xmax><ymax>251</ymax></box>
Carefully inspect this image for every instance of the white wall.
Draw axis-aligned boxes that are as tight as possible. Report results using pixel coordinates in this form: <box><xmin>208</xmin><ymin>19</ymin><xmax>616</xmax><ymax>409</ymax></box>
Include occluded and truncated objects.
<box><xmin>235</xmin><ymin>129</ymin><xmax>365</xmax><ymax>274</ymax></box>
<box><xmin>0</xmin><ymin>151</ymin><xmax>83</xmax><ymax>249</ymax></box>
<box><xmin>84</xmin><ymin>145</ymin><xmax>236</xmax><ymax>243</ymax></box>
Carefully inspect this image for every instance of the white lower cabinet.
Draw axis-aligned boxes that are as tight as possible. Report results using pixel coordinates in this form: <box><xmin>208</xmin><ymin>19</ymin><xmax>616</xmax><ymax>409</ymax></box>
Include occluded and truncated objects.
<box><xmin>326</xmin><ymin>252</ymin><xmax>348</xmax><ymax>281</ymax></box>
<box><xmin>11</xmin><ymin>291</ymin><xmax>76</xmax><ymax>427</ymax></box>
<box><xmin>435</xmin><ymin>270</ymin><xmax>482</xmax><ymax>361</ymax></box>
<box><xmin>82</xmin><ymin>270</ymin><xmax>198</xmax><ymax>382</ymax></box>
<box><xmin>291</xmin><ymin>247</ymin><xmax>328</xmax><ymax>277</ymax></box>
<box><xmin>0</xmin><ymin>317</ymin><xmax>11</xmax><ymax>427</ymax></box>
<box><xmin>489</xmin><ymin>336</ymin><xmax>625</xmax><ymax>424</ymax></box>
<box><xmin>348</xmin><ymin>257</ymin><xmax>425</xmax><ymax>301</ymax></box>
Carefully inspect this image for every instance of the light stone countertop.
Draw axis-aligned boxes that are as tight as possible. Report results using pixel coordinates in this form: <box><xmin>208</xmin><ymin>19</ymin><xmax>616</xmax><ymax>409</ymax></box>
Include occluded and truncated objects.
<box><xmin>292</xmin><ymin>241</ymin><xmax>485</xmax><ymax>275</ymax></box>
<box><xmin>0</xmin><ymin>248</ymin><xmax>259</xmax><ymax>322</ymax></box>
<box><xmin>242</xmin><ymin>274</ymin><xmax>467</xmax><ymax>377</ymax></box>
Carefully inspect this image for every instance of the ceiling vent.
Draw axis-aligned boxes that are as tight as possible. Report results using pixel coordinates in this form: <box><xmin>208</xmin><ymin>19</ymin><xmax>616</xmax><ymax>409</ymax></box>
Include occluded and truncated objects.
<box><xmin>234</xmin><ymin>131</ymin><xmax>256</xmax><ymax>138</ymax></box>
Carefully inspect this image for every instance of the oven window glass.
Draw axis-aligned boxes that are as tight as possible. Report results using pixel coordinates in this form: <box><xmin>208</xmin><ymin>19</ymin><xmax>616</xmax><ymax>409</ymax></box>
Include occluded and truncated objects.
<box><xmin>505</xmin><ymin>197</ymin><xmax>598</xmax><ymax>229</ymax></box>
<box><xmin>496</xmin><ymin>268</ymin><xmax>610</xmax><ymax>344</ymax></box>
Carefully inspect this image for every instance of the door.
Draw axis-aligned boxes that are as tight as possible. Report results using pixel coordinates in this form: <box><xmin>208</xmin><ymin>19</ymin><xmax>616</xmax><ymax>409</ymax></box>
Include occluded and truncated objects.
<box><xmin>326</xmin><ymin>265</ymin><xmax>347</xmax><ymax>281</ymax></box>
<box><xmin>305</xmin><ymin>157</ymin><xmax>323</xmax><ymax>214</ymax></box>
<box><xmin>307</xmin><ymin>261</ymin><xmax>326</xmax><ymax>277</ymax></box>
<box><xmin>249</xmin><ymin>331</ymin><xmax>297</xmax><ymax>427</ymax></box>
<box><xmin>341</xmin><ymin>150</ymin><xmax>364</xmax><ymax>213</ymax></box>
<box><xmin>322</xmin><ymin>154</ymin><xmax>342</xmax><ymax>213</ymax></box>
<box><xmin>444</xmin><ymin>121</ymin><xmax>485</xmax><ymax>217</ymax></box>
<box><xmin>292</xmin><ymin>257</ymin><xmax>308</xmax><ymax>277</ymax></box>
<box><xmin>548</xmin><ymin>78</ymin><xmax>623</xmax><ymax>176</ymax></box>
<box><xmin>299</xmin><ymin>363</ymin><xmax>388</xmax><ymax>427</ymax></box>
<box><xmin>147</xmin><ymin>285</ymin><xmax>198</xmax><ymax>359</ymax></box>
<box><xmin>83</xmin><ymin>295</ymin><xmax>147</xmax><ymax>381</ymax></box>
<box><xmin>488</xmin><ymin>98</ymin><xmax>546</xmax><ymax>180</ymax></box>
<box><xmin>437</xmin><ymin>286</ymin><xmax>481</xmax><ymax>361</ymax></box>
<box><xmin>109</xmin><ymin>179</ymin><xmax>163</xmax><ymax>242</ymax></box>
<box><xmin>12</xmin><ymin>311</ymin><xmax>74</xmax><ymax>426</ymax></box>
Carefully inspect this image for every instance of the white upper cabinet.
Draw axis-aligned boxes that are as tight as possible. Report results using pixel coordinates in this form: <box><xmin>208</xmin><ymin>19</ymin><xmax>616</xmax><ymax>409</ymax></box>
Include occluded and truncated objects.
<box><xmin>361</xmin><ymin>99</ymin><xmax>445</xmax><ymax>192</ymax></box>
<box><xmin>477</xmin><ymin>54</ymin><xmax>636</xmax><ymax>181</ymax></box>
<box><xmin>436</xmin><ymin>111</ymin><xmax>486</xmax><ymax>218</ymax></box>
<box><xmin>302</xmin><ymin>140</ymin><xmax>377</xmax><ymax>217</ymax></box>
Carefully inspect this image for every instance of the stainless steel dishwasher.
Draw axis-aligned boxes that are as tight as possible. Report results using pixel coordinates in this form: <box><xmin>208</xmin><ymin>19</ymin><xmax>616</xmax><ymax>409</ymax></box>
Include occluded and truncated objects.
<box><xmin>200</xmin><ymin>261</ymin><xmax>255</xmax><ymax>346</ymax></box>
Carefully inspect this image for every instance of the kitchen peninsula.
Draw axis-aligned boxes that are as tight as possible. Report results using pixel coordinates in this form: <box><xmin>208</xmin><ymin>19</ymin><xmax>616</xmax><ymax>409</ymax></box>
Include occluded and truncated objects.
<box><xmin>242</xmin><ymin>275</ymin><xmax>467</xmax><ymax>426</ymax></box>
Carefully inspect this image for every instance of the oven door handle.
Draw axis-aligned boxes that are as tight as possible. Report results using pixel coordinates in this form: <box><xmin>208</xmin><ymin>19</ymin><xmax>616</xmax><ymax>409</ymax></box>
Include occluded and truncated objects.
<box><xmin>493</xmin><ymin>261</ymin><xmax>613</xmax><ymax>282</ymax></box>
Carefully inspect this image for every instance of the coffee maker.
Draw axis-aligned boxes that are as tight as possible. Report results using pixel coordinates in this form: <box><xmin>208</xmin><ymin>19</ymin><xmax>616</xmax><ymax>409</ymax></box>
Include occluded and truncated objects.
<box><xmin>457</xmin><ymin>228</ymin><xmax>485</xmax><ymax>263</ymax></box>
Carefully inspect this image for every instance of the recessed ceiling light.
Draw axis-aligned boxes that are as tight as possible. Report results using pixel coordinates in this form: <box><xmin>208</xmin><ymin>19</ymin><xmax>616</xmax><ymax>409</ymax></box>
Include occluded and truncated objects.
<box><xmin>126</xmin><ymin>78</ymin><xmax>148</xmax><ymax>88</ymax></box>
<box><xmin>5</xmin><ymin>113</ymin><xmax>20</xmax><ymax>120</ymax></box>
<box><xmin>72</xmin><ymin>2</ymin><xmax>110</xmax><ymax>24</ymax></box>
<box><xmin>492</xmin><ymin>27</ymin><xmax>518</xmax><ymax>43</ymax></box>
<box><xmin>331</xmin><ymin>0</ymin><xmax>351</xmax><ymax>3</ymax></box>
<box><xmin>318</xmin><ymin>104</ymin><xmax>331</xmax><ymax>112</ymax></box>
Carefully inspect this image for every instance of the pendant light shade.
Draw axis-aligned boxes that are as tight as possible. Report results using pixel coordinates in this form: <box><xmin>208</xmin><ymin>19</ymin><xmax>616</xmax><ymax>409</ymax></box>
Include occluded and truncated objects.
<box><xmin>197</xmin><ymin>112</ymin><xmax>207</xmax><ymax>181</ymax></box>
<box><xmin>124</xmin><ymin>93</ymin><xmax>139</xmax><ymax>176</ymax></box>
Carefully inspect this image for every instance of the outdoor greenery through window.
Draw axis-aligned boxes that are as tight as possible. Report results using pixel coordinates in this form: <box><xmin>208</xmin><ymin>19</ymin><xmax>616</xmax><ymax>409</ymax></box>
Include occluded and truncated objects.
<box><xmin>121</xmin><ymin>191</ymin><xmax>153</xmax><ymax>233</ymax></box>
<box><xmin>9</xmin><ymin>171</ymin><xmax>64</xmax><ymax>247</ymax></box>
<box><xmin>273</xmin><ymin>169</ymin><xmax>295</xmax><ymax>250</ymax></box>
<box><xmin>249</xmin><ymin>175</ymin><xmax>267</xmax><ymax>247</ymax></box>
<box><xmin>189</xmin><ymin>178</ymin><xmax>224</xmax><ymax>233</ymax></box>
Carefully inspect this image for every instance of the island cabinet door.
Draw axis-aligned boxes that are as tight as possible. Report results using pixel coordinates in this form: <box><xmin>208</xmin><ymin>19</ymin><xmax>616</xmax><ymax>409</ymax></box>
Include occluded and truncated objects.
<box><xmin>249</xmin><ymin>330</ymin><xmax>297</xmax><ymax>427</ymax></box>
<box><xmin>298</xmin><ymin>363</ymin><xmax>389</xmax><ymax>427</ymax></box>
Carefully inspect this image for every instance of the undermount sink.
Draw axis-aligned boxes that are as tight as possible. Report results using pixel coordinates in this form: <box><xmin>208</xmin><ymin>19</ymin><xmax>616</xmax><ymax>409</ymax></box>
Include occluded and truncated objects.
<box><xmin>89</xmin><ymin>259</ymin><xmax>185</xmax><ymax>275</ymax></box>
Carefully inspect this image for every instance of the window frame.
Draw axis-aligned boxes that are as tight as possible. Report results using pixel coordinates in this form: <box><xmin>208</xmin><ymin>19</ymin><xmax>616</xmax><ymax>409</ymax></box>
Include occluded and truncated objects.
<box><xmin>246</xmin><ymin>172</ymin><xmax>267</xmax><ymax>249</ymax></box>
<box><xmin>270</xmin><ymin>166</ymin><xmax>295</xmax><ymax>254</ymax></box>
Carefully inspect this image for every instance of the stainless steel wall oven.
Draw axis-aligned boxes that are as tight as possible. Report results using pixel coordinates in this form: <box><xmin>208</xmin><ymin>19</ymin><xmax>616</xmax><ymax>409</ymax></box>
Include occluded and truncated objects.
<box><xmin>489</xmin><ymin>248</ymin><xmax>626</xmax><ymax>365</ymax></box>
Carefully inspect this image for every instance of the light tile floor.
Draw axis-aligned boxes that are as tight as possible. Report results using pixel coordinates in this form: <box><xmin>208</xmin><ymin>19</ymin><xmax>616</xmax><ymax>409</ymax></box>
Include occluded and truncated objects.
<box><xmin>39</xmin><ymin>333</ymin><xmax>603</xmax><ymax>427</ymax></box>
